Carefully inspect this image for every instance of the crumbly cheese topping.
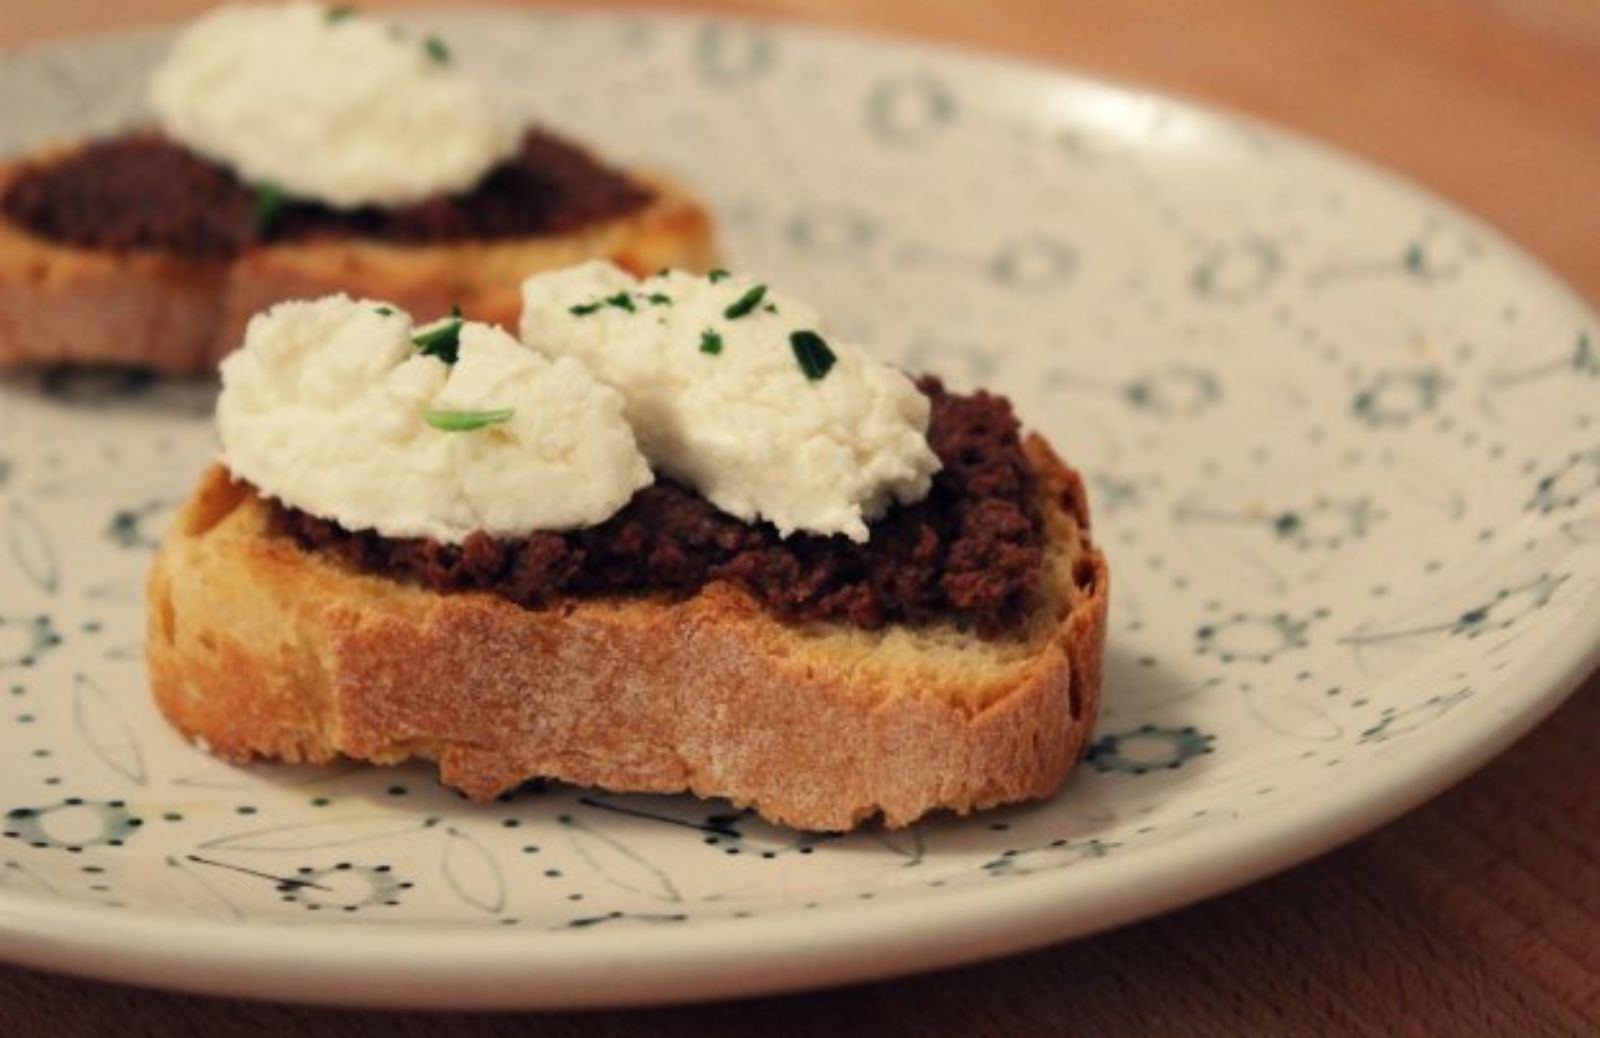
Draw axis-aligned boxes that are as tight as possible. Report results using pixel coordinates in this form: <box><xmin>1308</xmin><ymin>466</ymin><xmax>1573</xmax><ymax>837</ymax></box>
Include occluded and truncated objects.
<box><xmin>519</xmin><ymin>262</ymin><xmax>941</xmax><ymax>542</ymax></box>
<box><xmin>149</xmin><ymin>3</ymin><xmax>516</xmax><ymax>209</ymax></box>
<box><xmin>217</xmin><ymin>296</ymin><xmax>651</xmax><ymax>542</ymax></box>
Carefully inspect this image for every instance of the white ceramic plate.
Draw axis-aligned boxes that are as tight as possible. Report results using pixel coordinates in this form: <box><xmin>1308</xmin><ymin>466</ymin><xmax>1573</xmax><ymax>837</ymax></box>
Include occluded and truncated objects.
<box><xmin>0</xmin><ymin>9</ymin><xmax>1597</xmax><ymax>1010</ymax></box>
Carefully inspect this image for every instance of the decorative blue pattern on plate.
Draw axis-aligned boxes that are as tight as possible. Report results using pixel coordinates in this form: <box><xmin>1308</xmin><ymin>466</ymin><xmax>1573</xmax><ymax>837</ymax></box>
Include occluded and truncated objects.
<box><xmin>0</xmin><ymin>10</ymin><xmax>1595</xmax><ymax>1008</ymax></box>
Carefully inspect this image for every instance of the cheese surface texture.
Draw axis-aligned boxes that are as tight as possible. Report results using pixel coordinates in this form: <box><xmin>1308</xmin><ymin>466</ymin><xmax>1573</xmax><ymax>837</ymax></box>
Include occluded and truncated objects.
<box><xmin>149</xmin><ymin>3</ymin><xmax>516</xmax><ymax>208</ymax></box>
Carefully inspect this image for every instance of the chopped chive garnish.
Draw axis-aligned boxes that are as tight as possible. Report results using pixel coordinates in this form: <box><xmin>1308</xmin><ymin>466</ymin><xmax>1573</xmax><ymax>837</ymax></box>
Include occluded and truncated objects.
<box><xmin>790</xmin><ymin>330</ymin><xmax>836</xmax><ymax>380</ymax></box>
<box><xmin>374</xmin><ymin>305</ymin><xmax>394</xmax><ymax>316</ymax></box>
<box><xmin>412</xmin><ymin>306</ymin><xmax>464</xmax><ymax>363</ymax></box>
<box><xmin>251</xmin><ymin>183</ymin><xmax>286</xmax><ymax>236</ymax></box>
<box><xmin>326</xmin><ymin>5</ymin><xmax>357</xmax><ymax>23</ymax></box>
<box><xmin>723</xmin><ymin>284</ymin><xmax>767</xmax><ymax>320</ymax></box>
<box><xmin>762</xmin><ymin>303</ymin><xmax>778</xmax><ymax>314</ymax></box>
<box><xmin>699</xmin><ymin>329</ymin><xmax>723</xmax><ymax>355</ymax></box>
<box><xmin>425</xmin><ymin>407</ymin><xmax>514</xmax><ymax>432</ymax></box>
<box><xmin>707</xmin><ymin>269</ymin><xmax>730</xmax><ymax>283</ymax></box>
<box><xmin>646</xmin><ymin>292</ymin><xmax>672</xmax><ymax>306</ymax></box>
<box><xmin>424</xmin><ymin>35</ymin><xmax>451</xmax><ymax>64</ymax></box>
<box><xmin>570</xmin><ymin>292</ymin><xmax>638</xmax><ymax>316</ymax></box>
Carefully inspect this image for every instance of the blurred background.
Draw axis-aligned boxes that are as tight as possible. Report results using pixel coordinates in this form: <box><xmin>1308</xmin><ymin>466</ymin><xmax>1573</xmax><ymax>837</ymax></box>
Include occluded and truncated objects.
<box><xmin>0</xmin><ymin>3</ymin><xmax>1597</xmax><ymax>1033</ymax></box>
<box><xmin>3</xmin><ymin>0</ymin><xmax>1598</xmax><ymax>300</ymax></box>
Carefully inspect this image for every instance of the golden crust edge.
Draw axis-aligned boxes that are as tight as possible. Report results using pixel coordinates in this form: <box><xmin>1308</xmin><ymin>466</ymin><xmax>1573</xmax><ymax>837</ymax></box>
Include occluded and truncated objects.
<box><xmin>0</xmin><ymin>148</ymin><xmax>718</xmax><ymax>371</ymax></box>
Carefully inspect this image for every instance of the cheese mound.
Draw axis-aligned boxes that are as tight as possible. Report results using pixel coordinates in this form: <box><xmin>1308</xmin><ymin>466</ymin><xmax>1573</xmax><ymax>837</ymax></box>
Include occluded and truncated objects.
<box><xmin>150</xmin><ymin>3</ymin><xmax>516</xmax><ymax>209</ymax></box>
<box><xmin>218</xmin><ymin>296</ymin><xmax>651</xmax><ymax>542</ymax></box>
<box><xmin>520</xmin><ymin>262</ymin><xmax>941</xmax><ymax>542</ymax></box>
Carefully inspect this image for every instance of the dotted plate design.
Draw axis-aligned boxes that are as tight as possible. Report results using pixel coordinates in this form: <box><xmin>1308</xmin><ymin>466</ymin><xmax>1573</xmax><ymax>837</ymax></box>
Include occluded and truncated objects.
<box><xmin>0</xmin><ymin>11</ymin><xmax>1596</xmax><ymax>1009</ymax></box>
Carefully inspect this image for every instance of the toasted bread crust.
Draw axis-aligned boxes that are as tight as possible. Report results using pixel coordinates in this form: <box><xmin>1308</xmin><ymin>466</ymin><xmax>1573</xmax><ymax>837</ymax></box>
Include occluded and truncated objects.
<box><xmin>147</xmin><ymin>439</ymin><xmax>1106</xmax><ymax>833</ymax></box>
<box><xmin>0</xmin><ymin>151</ymin><xmax>717</xmax><ymax>372</ymax></box>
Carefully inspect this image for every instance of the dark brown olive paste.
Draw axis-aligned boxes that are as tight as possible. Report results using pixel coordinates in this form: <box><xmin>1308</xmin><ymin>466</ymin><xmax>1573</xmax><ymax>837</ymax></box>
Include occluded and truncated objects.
<box><xmin>1</xmin><ymin>129</ymin><xmax>653</xmax><ymax>257</ymax></box>
<box><xmin>273</xmin><ymin>379</ymin><xmax>1047</xmax><ymax>637</ymax></box>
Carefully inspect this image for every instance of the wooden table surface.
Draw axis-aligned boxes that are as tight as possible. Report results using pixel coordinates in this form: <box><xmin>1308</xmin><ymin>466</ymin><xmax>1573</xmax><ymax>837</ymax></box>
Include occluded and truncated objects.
<box><xmin>2</xmin><ymin>1</ymin><xmax>1598</xmax><ymax>1034</ymax></box>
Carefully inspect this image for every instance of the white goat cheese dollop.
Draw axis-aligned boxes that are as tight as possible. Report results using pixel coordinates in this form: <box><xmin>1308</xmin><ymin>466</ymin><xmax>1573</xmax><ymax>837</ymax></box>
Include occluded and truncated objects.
<box><xmin>218</xmin><ymin>295</ymin><xmax>651</xmax><ymax>542</ymax></box>
<box><xmin>149</xmin><ymin>3</ymin><xmax>516</xmax><ymax>209</ymax></box>
<box><xmin>519</xmin><ymin>262</ymin><xmax>941</xmax><ymax>542</ymax></box>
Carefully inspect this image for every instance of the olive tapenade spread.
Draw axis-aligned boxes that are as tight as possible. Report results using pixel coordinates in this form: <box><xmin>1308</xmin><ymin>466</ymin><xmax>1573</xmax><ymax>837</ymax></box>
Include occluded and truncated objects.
<box><xmin>2</xmin><ymin>129</ymin><xmax>652</xmax><ymax>257</ymax></box>
<box><xmin>275</xmin><ymin>379</ymin><xmax>1047</xmax><ymax>638</ymax></box>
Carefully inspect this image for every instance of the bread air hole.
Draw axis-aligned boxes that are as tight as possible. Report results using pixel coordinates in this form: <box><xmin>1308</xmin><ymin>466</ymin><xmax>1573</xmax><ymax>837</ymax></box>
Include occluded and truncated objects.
<box><xmin>1073</xmin><ymin>557</ymin><xmax>1097</xmax><ymax>594</ymax></box>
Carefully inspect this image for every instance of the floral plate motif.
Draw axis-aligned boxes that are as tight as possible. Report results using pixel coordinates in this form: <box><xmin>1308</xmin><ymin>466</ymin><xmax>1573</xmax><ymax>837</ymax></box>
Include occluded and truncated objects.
<box><xmin>0</xmin><ymin>10</ymin><xmax>1596</xmax><ymax>1008</ymax></box>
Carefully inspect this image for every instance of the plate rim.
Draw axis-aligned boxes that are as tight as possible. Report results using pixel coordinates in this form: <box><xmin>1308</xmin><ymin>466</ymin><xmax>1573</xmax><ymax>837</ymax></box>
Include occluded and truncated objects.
<box><xmin>0</xmin><ymin>5</ymin><xmax>1596</xmax><ymax>1009</ymax></box>
<box><xmin>1</xmin><ymin>636</ymin><xmax>1594</xmax><ymax>1010</ymax></box>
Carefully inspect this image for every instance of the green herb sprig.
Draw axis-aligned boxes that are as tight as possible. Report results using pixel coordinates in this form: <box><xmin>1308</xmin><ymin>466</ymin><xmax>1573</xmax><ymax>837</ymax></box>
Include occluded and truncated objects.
<box><xmin>251</xmin><ymin>183</ymin><xmax>286</xmax><ymax>237</ymax></box>
<box><xmin>707</xmin><ymin>269</ymin><xmax>730</xmax><ymax>283</ymax></box>
<box><xmin>424</xmin><ymin>34</ymin><xmax>451</xmax><ymax>64</ymax></box>
<box><xmin>425</xmin><ymin>407</ymin><xmax>514</xmax><ymax>432</ymax></box>
<box><xmin>723</xmin><ymin>284</ymin><xmax>767</xmax><ymax>320</ymax></box>
<box><xmin>569</xmin><ymin>292</ymin><xmax>638</xmax><ymax>317</ymax></box>
<box><xmin>790</xmin><ymin>330</ymin><xmax>836</xmax><ymax>380</ymax></box>
<box><xmin>413</xmin><ymin>305</ymin><xmax>464</xmax><ymax>364</ymax></box>
<box><xmin>699</xmin><ymin>329</ymin><xmax>723</xmax><ymax>355</ymax></box>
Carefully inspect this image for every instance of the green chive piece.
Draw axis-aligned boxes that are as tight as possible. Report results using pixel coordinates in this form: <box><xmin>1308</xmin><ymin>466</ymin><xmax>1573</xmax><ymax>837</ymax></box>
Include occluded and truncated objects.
<box><xmin>424</xmin><ymin>34</ymin><xmax>451</xmax><ymax>64</ymax></box>
<box><xmin>723</xmin><ymin>284</ymin><xmax>767</xmax><ymax>320</ymax></box>
<box><xmin>252</xmin><ymin>183</ymin><xmax>286</xmax><ymax>237</ymax></box>
<box><xmin>647</xmin><ymin>292</ymin><xmax>672</xmax><ymax>306</ymax></box>
<box><xmin>412</xmin><ymin>307</ymin><xmax>464</xmax><ymax>364</ymax></box>
<box><xmin>573</xmin><ymin>292</ymin><xmax>638</xmax><ymax>315</ymax></box>
<box><xmin>374</xmin><ymin>306</ymin><xmax>394</xmax><ymax>316</ymax></box>
<box><xmin>699</xmin><ymin>329</ymin><xmax>723</xmax><ymax>355</ymax></box>
<box><xmin>326</xmin><ymin>5</ymin><xmax>357</xmax><ymax>23</ymax></box>
<box><xmin>790</xmin><ymin>330</ymin><xmax>836</xmax><ymax>380</ymax></box>
<box><xmin>707</xmin><ymin>269</ymin><xmax>730</xmax><ymax>283</ymax></box>
<box><xmin>425</xmin><ymin>407</ymin><xmax>514</xmax><ymax>432</ymax></box>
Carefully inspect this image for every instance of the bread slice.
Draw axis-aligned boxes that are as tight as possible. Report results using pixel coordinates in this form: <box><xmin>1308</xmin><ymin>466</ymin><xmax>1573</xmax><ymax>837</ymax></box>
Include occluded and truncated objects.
<box><xmin>0</xmin><ymin>148</ymin><xmax>717</xmax><ymax>373</ymax></box>
<box><xmin>146</xmin><ymin>437</ymin><xmax>1107</xmax><ymax>832</ymax></box>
